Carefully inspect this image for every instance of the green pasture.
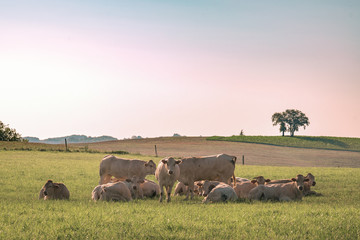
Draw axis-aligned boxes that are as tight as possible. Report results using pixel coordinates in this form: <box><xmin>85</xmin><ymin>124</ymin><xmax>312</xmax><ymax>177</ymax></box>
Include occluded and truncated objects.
<box><xmin>0</xmin><ymin>151</ymin><xmax>359</xmax><ymax>239</ymax></box>
<box><xmin>207</xmin><ymin>135</ymin><xmax>360</xmax><ymax>152</ymax></box>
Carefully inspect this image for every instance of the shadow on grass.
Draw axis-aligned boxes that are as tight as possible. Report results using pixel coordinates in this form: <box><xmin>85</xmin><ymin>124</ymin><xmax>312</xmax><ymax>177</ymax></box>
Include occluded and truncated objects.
<box><xmin>294</xmin><ymin>136</ymin><xmax>349</xmax><ymax>149</ymax></box>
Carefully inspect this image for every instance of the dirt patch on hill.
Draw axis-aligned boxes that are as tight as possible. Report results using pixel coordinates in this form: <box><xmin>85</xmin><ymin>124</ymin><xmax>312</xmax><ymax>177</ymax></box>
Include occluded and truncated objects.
<box><xmin>76</xmin><ymin>137</ymin><xmax>360</xmax><ymax>168</ymax></box>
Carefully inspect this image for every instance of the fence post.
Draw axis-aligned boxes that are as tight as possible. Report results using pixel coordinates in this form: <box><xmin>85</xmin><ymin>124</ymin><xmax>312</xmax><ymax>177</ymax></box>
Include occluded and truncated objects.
<box><xmin>242</xmin><ymin>155</ymin><xmax>245</xmax><ymax>165</ymax></box>
<box><xmin>154</xmin><ymin>145</ymin><xmax>158</xmax><ymax>157</ymax></box>
<box><xmin>65</xmin><ymin>138</ymin><xmax>68</xmax><ymax>152</ymax></box>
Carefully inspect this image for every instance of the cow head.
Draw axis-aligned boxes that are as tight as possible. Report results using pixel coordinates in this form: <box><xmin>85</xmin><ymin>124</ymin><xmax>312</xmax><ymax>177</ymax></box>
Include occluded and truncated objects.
<box><xmin>43</xmin><ymin>180</ymin><xmax>59</xmax><ymax>198</ymax></box>
<box><xmin>251</xmin><ymin>176</ymin><xmax>271</xmax><ymax>185</ymax></box>
<box><xmin>92</xmin><ymin>185</ymin><xmax>102</xmax><ymax>201</ymax></box>
<box><xmin>125</xmin><ymin>176</ymin><xmax>145</xmax><ymax>199</ymax></box>
<box><xmin>161</xmin><ymin>157</ymin><xmax>181</xmax><ymax>175</ymax></box>
<box><xmin>99</xmin><ymin>186</ymin><xmax>108</xmax><ymax>201</ymax></box>
<box><xmin>144</xmin><ymin>160</ymin><xmax>157</xmax><ymax>175</ymax></box>
<box><xmin>201</xmin><ymin>181</ymin><xmax>219</xmax><ymax>197</ymax></box>
<box><xmin>305</xmin><ymin>173</ymin><xmax>316</xmax><ymax>186</ymax></box>
<box><xmin>291</xmin><ymin>174</ymin><xmax>309</xmax><ymax>191</ymax></box>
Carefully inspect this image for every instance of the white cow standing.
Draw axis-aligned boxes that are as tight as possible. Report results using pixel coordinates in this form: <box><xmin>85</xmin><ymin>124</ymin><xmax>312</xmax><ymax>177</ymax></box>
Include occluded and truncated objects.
<box><xmin>155</xmin><ymin>157</ymin><xmax>181</xmax><ymax>203</ymax></box>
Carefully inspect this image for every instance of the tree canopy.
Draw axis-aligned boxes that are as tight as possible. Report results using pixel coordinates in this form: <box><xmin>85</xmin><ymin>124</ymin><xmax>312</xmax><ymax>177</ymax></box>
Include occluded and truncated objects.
<box><xmin>271</xmin><ymin>109</ymin><xmax>310</xmax><ymax>136</ymax></box>
<box><xmin>0</xmin><ymin>121</ymin><xmax>22</xmax><ymax>141</ymax></box>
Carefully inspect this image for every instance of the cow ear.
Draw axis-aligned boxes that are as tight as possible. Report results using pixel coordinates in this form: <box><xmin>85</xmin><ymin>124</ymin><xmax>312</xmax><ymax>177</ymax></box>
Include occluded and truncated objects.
<box><xmin>175</xmin><ymin>160</ymin><xmax>181</xmax><ymax>164</ymax></box>
<box><xmin>161</xmin><ymin>159</ymin><xmax>167</xmax><ymax>164</ymax></box>
<box><xmin>291</xmin><ymin>178</ymin><xmax>296</xmax><ymax>182</ymax></box>
<box><xmin>251</xmin><ymin>180</ymin><xmax>257</xmax><ymax>184</ymax></box>
<box><xmin>47</xmin><ymin>180</ymin><xmax>53</xmax><ymax>183</ymax></box>
<box><xmin>265</xmin><ymin>179</ymin><xmax>271</xmax><ymax>182</ymax></box>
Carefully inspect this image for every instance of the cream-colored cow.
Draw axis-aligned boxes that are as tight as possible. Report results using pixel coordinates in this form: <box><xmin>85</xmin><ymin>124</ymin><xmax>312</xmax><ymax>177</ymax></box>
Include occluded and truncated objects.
<box><xmin>249</xmin><ymin>174</ymin><xmax>309</xmax><ymax>201</ymax></box>
<box><xmin>155</xmin><ymin>157</ymin><xmax>181</xmax><ymax>202</ymax></box>
<box><xmin>233</xmin><ymin>176</ymin><xmax>270</xmax><ymax>199</ymax></box>
<box><xmin>178</xmin><ymin>153</ymin><xmax>237</xmax><ymax>200</ymax></box>
<box><xmin>39</xmin><ymin>180</ymin><xmax>69</xmax><ymax>200</ymax></box>
<box><xmin>202</xmin><ymin>183</ymin><xmax>238</xmax><ymax>203</ymax></box>
<box><xmin>99</xmin><ymin>155</ymin><xmax>156</xmax><ymax>184</ymax></box>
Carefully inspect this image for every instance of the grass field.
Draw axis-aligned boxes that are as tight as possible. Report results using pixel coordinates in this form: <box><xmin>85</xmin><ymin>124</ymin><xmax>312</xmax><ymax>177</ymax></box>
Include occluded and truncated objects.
<box><xmin>1</xmin><ymin>151</ymin><xmax>359</xmax><ymax>239</ymax></box>
<box><xmin>207</xmin><ymin>135</ymin><xmax>360</xmax><ymax>152</ymax></box>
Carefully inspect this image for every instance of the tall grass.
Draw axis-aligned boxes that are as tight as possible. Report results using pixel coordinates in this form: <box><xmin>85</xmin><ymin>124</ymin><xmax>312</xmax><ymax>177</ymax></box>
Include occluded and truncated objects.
<box><xmin>0</xmin><ymin>151</ymin><xmax>359</xmax><ymax>239</ymax></box>
<box><xmin>207</xmin><ymin>135</ymin><xmax>360</xmax><ymax>152</ymax></box>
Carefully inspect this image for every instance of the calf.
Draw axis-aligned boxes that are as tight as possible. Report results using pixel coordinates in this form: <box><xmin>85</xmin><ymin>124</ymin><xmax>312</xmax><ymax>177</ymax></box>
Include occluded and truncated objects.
<box><xmin>174</xmin><ymin>181</ymin><xmax>202</xmax><ymax>196</ymax></box>
<box><xmin>155</xmin><ymin>157</ymin><xmax>181</xmax><ymax>202</ymax></box>
<box><xmin>304</xmin><ymin>173</ymin><xmax>320</xmax><ymax>196</ymax></box>
<box><xmin>140</xmin><ymin>179</ymin><xmax>160</xmax><ymax>198</ymax></box>
<box><xmin>233</xmin><ymin>176</ymin><xmax>270</xmax><ymax>199</ymax></box>
<box><xmin>39</xmin><ymin>180</ymin><xmax>70</xmax><ymax>200</ymax></box>
<box><xmin>99</xmin><ymin>155</ymin><xmax>156</xmax><ymax>184</ymax></box>
<box><xmin>198</xmin><ymin>180</ymin><xmax>223</xmax><ymax>197</ymax></box>
<box><xmin>122</xmin><ymin>176</ymin><xmax>145</xmax><ymax>199</ymax></box>
<box><xmin>202</xmin><ymin>183</ymin><xmax>238</xmax><ymax>204</ymax></box>
<box><xmin>174</xmin><ymin>182</ymin><xmax>187</xmax><ymax>196</ymax></box>
<box><xmin>249</xmin><ymin>174</ymin><xmax>309</xmax><ymax>201</ymax></box>
<box><xmin>92</xmin><ymin>181</ymin><xmax>132</xmax><ymax>202</ymax></box>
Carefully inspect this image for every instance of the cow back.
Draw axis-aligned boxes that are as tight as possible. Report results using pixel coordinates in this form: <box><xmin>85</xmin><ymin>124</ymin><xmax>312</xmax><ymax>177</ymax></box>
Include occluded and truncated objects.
<box><xmin>178</xmin><ymin>154</ymin><xmax>236</xmax><ymax>184</ymax></box>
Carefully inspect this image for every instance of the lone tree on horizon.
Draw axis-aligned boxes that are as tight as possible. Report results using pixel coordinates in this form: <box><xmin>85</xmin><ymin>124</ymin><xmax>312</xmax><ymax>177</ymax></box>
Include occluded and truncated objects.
<box><xmin>272</xmin><ymin>109</ymin><xmax>310</xmax><ymax>137</ymax></box>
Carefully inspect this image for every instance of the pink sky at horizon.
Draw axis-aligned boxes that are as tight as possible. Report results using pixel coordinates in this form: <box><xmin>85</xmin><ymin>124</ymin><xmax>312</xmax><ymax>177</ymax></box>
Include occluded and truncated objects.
<box><xmin>1</xmin><ymin>1</ymin><xmax>360</xmax><ymax>139</ymax></box>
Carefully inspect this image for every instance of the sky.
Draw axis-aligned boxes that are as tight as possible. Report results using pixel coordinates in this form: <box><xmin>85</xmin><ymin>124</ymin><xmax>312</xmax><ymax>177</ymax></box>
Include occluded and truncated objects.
<box><xmin>1</xmin><ymin>0</ymin><xmax>360</xmax><ymax>139</ymax></box>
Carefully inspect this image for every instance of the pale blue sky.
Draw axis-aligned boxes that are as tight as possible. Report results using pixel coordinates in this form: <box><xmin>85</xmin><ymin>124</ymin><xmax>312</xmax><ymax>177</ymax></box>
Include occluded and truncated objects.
<box><xmin>1</xmin><ymin>1</ymin><xmax>360</xmax><ymax>139</ymax></box>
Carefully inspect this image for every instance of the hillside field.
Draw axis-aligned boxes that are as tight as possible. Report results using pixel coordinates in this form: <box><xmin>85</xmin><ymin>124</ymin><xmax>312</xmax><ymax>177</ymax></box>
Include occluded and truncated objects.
<box><xmin>0</xmin><ymin>151</ymin><xmax>359</xmax><ymax>239</ymax></box>
<box><xmin>72</xmin><ymin>136</ymin><xmax>360</xmax><ymax>168</ymax></box>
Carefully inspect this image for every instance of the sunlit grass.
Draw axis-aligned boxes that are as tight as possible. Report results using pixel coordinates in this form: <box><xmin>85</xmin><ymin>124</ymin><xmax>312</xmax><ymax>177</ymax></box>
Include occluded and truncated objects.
<box><xmin>0</xmin><ymin>151</ymin><xmax>359</xmax><ymax>239</ymax></box>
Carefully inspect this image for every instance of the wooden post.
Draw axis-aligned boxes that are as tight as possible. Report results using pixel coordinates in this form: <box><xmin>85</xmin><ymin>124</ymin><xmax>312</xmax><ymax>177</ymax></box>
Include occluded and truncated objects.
<box><xmin>65</xmin><ymin>138</ymin><xmax>68</xmax><ymax>152</ymax></box>
<box><xmin>154</xmin><ymin>145</ymin><xmax>158</xmax><ymax>157</ymax></box>
<box><xmin>242</xmin><ymin>155</ymin><xmax>245</xmax><ymax>165</ymax></box>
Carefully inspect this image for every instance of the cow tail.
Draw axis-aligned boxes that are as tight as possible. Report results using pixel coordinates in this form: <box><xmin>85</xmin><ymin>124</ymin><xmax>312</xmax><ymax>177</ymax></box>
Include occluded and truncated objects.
<box><xmin>232</xmin><ymin>156</ymin><xmax>237</xmax><ymax>187</ymax></box>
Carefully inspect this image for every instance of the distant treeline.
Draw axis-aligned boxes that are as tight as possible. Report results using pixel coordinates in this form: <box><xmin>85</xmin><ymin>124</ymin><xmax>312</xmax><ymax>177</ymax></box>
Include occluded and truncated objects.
<box><xmin>24</xmin><ymin>135</ymin><xmax>118</xmax><ymax>144</ymax></box>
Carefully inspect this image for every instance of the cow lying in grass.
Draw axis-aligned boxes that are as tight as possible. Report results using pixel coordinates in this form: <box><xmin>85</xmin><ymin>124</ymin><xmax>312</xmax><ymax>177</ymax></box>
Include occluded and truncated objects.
<box><xmin>202</xmin><ymin>183</ymin><xmax>238</xmax><ymax>204</ymax></box>
<box><xmin>174</xmin><ymin>181</ymin><xmax>202</xmax><ymax>196</ymax></box>
<box><xmin>140</xmin><ymin>179</ymin><xmax>160</xmax><ymax>198</ymax></box>
<box><xmin>39</xmin><ymin>180</ymin><xmax>70</xmax><ymax>200</ymax></box>
<box><xmin>92</xmin><ymin>178</ymin><xmax>141</xmax><ymax>202</ymax></box>
<box><xmin>267</xmin><ymin>173</ymin><xmax>321</xmax><ymax>196</ymax></box>
<box><xmin>303</xmin><ymin>173</ymin><xmax>321</xmax><ymax>196</ymax></box>
<box><xmin>233</xmin><ymin>176</ymin><xmax>270</xmax><ymax>199</ymax></box>
<box><xmin>249</xmin><ymin>174</ymin><xmax>309</xmax><ymax>201</ymax></box>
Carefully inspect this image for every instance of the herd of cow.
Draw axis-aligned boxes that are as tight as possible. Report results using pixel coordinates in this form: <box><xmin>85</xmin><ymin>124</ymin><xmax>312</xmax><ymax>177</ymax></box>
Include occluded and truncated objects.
<box><xmin>38</xmin><ymin>153</ymin><xmax>320</xmax><ymax>203</ymax></box>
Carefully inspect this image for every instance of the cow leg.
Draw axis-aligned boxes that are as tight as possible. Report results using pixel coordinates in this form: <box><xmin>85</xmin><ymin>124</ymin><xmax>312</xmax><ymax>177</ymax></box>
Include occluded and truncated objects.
<box><xmin>188</xmin><ymin>182</ymin><xmax>195</xmax><ymax>200</ymax></box>
<box><xmin>166</xmin><ymin>185</ymin><xmax>173</xmax><ymax>203</ymax></box>
<box><xmin>184</xmin><ymin>186</ymin><xmax>189</xmax><ymax>201</ymax></box>
<box><xmin>99</xmin><ymin>174</ymin><xmax>111</xmax><ymax>185</ymax></box>
<box><xmin>159</xmin><ymin>184</ymin><xmax>164</xmax><ymax>203</ymax></box>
